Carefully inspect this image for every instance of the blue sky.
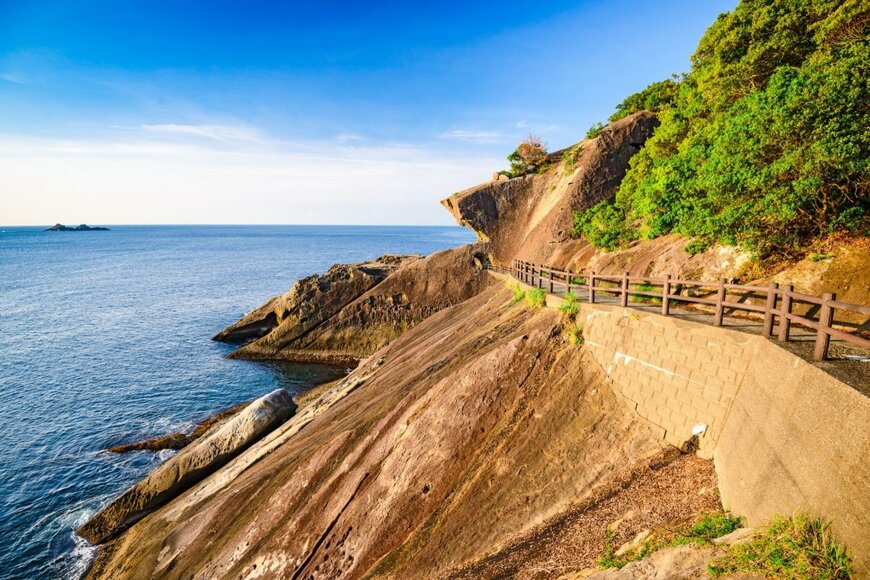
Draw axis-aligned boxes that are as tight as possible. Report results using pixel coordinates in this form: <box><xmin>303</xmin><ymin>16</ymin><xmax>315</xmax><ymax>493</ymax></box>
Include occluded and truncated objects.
<box><xmin>0</xmin><ymin>0</ymin><xmax>736</xmax><ymax>225</ymax></box>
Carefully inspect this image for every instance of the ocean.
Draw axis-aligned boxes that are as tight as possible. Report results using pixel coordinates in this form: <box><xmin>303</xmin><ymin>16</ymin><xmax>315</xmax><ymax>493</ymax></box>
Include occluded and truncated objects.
<box><xmin>0</xmin><ymin>224</ymin><xmax>475</xmax><ymax>579</ymax></box>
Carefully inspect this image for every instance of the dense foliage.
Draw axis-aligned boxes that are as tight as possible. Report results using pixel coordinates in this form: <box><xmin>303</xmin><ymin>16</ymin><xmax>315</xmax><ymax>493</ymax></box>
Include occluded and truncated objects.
<box><xmin>574</xmin><ymin>0</ymin><xmax>869</xmax><ymax>257</ymax></box>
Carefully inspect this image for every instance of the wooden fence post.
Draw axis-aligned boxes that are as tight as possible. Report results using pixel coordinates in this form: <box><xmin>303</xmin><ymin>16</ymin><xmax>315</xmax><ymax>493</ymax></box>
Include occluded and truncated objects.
<box><xmin>661</xmin><ymin>274</ymin><xmax>671</xmax><ymax>316</ymax></box>
<box><xmin>566</xmin><ymin>271</ymin><xmax>572</xmax><ymax>295</ymax></box>
<box><xmin>549</xmin><ymin>268</ymin><xmax>554</xmax><ymax>293</ymax></box>
<box><xmin>778</xmin><ymin>285</ymin><xmax>794</xmax><ymax>341</ymax></box>
<box><xmin>714</xmin><ymin>279</ymin><xmax>726</xmax><ymax>326</ymax></box>
<box><xmin>538</xmin><ymin>266</ymin><xmax>544</xmax><ymax>289</ymax></box>
<box><xmin>621</xmin><ymin>272</ymin><xmax>629</xmax><ymax>307</ymax></box>
<box><xmin>763</xmin><ymin>282</ymin><xmax>778</xmax><ymax>336</ymax></box>
<box><xmin>588</xmin><ymin>271</ymin><xmax>595</xmax><ymax>304</ymax></box>
<box><xmin>813</xmin><ymin>292</ymin><xmax>835</xmax><ymax>361</ymax></box>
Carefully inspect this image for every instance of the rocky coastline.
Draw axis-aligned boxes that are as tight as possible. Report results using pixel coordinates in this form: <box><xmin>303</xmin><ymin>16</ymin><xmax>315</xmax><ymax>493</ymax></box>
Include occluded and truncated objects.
<box><xmin>78</xmin><ymin>109</ymin><xmax>870</xmax><ymax>578</ymax></box>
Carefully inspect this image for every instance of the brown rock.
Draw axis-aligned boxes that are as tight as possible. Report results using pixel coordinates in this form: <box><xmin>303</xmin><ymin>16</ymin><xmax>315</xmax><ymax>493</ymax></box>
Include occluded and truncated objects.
<box><xmin>106</xmin><ymin>401</ymin><xmax>250</xmax><ymax>453</ymax></box>
<box><xmin>86</xmin><ymin>284</ymin><xmax>664</xmax><ymax>579</ymax></box>
<box><xmin>213</xmin><ymin>254</ymin><xmax>419</xmax><ymax>344</ymax></box>
<box><xmin>441</xmin><ymin>112</ymin><xmax>659</xmax><ymax>266</ymax></box>
<box><xmin>78</xmin><ymin>388</ymin><xmax>297</xmax><ymax>545</ymax></box>
<box><xmin>228</xmin><ymin>244</ymin><xmax>492</xmax><ymax>364</ymax></box>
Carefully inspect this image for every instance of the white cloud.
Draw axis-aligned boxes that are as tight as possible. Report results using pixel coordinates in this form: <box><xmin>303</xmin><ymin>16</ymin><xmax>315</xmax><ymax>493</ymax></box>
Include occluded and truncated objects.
<box><xmin>438</xmin><ymin>129</ymin><xmax>504</xmax><ymax>143</ymax></box>
<box><xmin>0</xmin><ymin>131</ymin><xmax>500</xmax><ymax>226</ymax></box>
<box><xmin>139</xmin><ymin>123</ymin><xmax>268</xmax><ymax>144</ymax></box>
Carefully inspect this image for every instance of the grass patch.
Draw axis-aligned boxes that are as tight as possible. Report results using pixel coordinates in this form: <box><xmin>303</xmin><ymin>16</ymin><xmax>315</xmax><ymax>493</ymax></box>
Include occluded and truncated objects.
<box><xmin>630</xmin><ymin>281</ymin><xmax>662</xmax><ymax>305</ymax></box>
<box><xmin>709</xmin><ymin>514</ymin><xmax>852</xmax><ymax>579</ymax></box>
<box><xmin>559</xmin><ymin>290</ymin><xmax>580</xmax><ymax>317</ymax></box>
<box><xmin>563</xmin><ymin>322</ymin><xmax>584</xmax><ymax>345</ymax></box>
<box><xmin>525</xmin><ymin>288</ymin><xmax>547</xmax><ymax>309</ymax></box>
<box><xmin>809</xmin><ymin>252</ymin><xmax>834</xmax><ymax>262</ymax></box>
<box><xmin>598</xmin><ymin>528</ymin><xmax>627</xmax><ymax>569</ymax></box>
<box><xmin>598</xmin><ymin>512</ymin><xmax>743</xmax><ymax>571</ymax></box>
<box><xmin>570</xmin><ymin>276</ymin><xmax>585</xmax><ymax>285</ymax></box>
<box><xmin>508</xmin><ymin>284</ymin><xmax>525</xmax><ymax>306</ymax></box>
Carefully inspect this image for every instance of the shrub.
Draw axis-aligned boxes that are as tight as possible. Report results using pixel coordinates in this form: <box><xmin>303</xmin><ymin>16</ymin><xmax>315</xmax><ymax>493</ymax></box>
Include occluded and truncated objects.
<box><xmin>598</xmin><ymin>528</ymin><xmax>627</xmax><ymax>569</ymax></box>
<box><xmin>562</xmin><ymin>144</ymin><xmax>584</xmax><ymax>171</ymax></box>
<box><xmin>709</xmin><ymin>514</ymin><xmax>852</xmax><ymax>579</ymax></box>
<box><xmin>525</xmin><ymin>288</ymin><xmax>547</xmax><ymax>308</ymax></box>
<box><xmin>504</xmin><ymin>134</ymin><xmax>548</xmax><ymax>177</ymax></box>
<box><xmin>563</xmin><ymin>322</ymin><xmax>584</xmax><ymax>345</ymax></box>
<box><xmin>684</xmin><ymin>238</ymin><xmax>711</xmax><ymax>256</ymax></box>
<box><xmin>509</xmin><ymin>284</ymin><xmax>526</xmax><ymax>306</ymax></box>
<box><xmin>559</xmin><ymin>290</ymin><xmax>579</xmax><ymax>317</ymax></box>
<box><xmin>586</xmin><ymin>122</ymin><xmax>606</xmax><ymax>139</ymax></box>
<box><xmin>572</xmin><ymin>201</ymin><xmax>636</xmax><ymax>251</ymax></box>
<box><xmin>609</xmin><ymin>77</ymin><xmax>681</xmax><ymax>122</ymax></box>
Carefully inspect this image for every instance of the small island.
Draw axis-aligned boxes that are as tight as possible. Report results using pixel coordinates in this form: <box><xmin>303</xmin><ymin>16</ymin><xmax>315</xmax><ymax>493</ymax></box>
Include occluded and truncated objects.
<box><xmin>45</xmin><ymin>223</ymin><xmax>110</xmax><ymax>231</ymax></box>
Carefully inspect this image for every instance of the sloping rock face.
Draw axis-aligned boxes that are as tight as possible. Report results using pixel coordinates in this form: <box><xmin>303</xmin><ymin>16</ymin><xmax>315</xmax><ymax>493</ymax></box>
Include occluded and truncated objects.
<box><xmin>227</xmin><ymin>244</ymin><xmax>492</xmax><ymax>364</ymax></box>
<box><xmin>88</xmin><ymin>284</ymin><xmax>664</xmax><ymax>579</ymax></box>
<box><xmin>213</xmin><ymin>254</ymin><xmax>419</xmax><ymax>344</ymax></box>
<box><xmin>78</xmin><ymin>389</ymin><xmax>297</xmax><ymax>546</ymax></box>
<box><xmin>441</xmin><ymin>112</ymin><xmax>658</xmax><ymax>266</ymax></box>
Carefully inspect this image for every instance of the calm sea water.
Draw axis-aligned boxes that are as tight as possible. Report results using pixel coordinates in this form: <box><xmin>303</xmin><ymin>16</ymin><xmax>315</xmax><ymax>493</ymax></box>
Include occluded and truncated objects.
<box><xmin>0</xmin><ymin>224</ymin><xmax>474</xmax><ymax>579</ymax></box>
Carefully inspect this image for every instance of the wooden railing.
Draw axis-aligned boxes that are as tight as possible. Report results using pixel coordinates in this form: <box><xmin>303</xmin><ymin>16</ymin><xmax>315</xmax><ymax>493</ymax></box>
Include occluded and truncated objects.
<box><xmin>508</xmin><ymin>259</ymin><xmax>870</xmax><ymax>361</ymax></box>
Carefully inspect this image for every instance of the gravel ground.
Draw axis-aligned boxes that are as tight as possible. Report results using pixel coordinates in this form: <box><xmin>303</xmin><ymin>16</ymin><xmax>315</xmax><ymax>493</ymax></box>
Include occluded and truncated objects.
<box><xmin>447</xmin><ymin>451</ymin><xmax>720</xmax><ymax>580</ymax></box>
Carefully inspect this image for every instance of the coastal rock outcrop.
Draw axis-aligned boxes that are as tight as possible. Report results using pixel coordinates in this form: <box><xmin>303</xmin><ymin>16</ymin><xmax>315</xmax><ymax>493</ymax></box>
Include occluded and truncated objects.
<box><xmin>86</xmin><ymin>285</ymin><xmax>666</xmax><ymax>579</ymax></box>
<box><xmin>78</xmin><ymin>388</ymin><xmax>297</xmax><ymax>546</ymax></box>
<box><xmin>214</xmin><ymin>254</ymin><xmax>419</xmax><ymax>344</ymax></box>
<box><xmin>225</xmin><ymin>244</ymin><xmax>492</xmax><ymax>364</ymax></box>
<box><xmin>441</xmin><ymin>111</ymin><xmax>658</xmax><ymax>266</ymax></box>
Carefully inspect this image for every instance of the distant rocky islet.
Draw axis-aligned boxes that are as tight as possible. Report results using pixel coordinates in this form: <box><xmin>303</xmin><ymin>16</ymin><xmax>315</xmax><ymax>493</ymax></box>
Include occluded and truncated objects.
<box><xmin>45</xmin><ymin>223</ymin><xmax>110</xmax><ymax>231</ymax></box>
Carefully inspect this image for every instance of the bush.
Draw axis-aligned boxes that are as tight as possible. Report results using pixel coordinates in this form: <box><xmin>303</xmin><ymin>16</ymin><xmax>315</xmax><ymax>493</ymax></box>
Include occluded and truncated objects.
<box><xmin>562</xmin><ymin>144</ymin><xmax>584</xmax><ymax>172</ymax></box>
<box><xmin>572</xmin><ymin>201</ymin><xmax>636</xmax><ymax>251</ymax></box>
<box><xmin>609</xmin><ymin>77</ymin><xmax>681</xmax><ymax>122</ymax></box>
<box><xmin>563</xmin><ymin>322</ymin><xmax>584</xmax><ymax>345</ymax></box>
<box><xmin>684</xmin><ymin>238</ymin><xmax>711</xmax><ymax>256</ymax></box>
<box><xmin>709</xmin><ymin>514</ymin><xmax>852</xmax><ymax>579</ymax></box>
<box><xmin>525</xmin><ymin>288</ymin><xmax>547</xmax><ymax>308</ymax></box>
<box><xmin>509</xmin><ymin>284</ymin><xmax>526</xmax><ymax>306</ymax></box>
<box><xmin>586</xmin><ymin>122</ymin><xmax>606</xmax><ymax>139</ymax></box>
<box><xmin>559</xmin><ymin>290</ymin><xmax>580</xmax><ymax>317</ymax></box>
<box><xmin>504</xmin><ymin>134</ymin><xmax>548</xmax><ymax>177</ymax></box>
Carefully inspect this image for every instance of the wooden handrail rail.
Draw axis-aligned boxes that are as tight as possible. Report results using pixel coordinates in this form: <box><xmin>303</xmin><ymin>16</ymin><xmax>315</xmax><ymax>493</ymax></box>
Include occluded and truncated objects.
<box><xmin>502</xmin><ymin>260</ymin><xmax>869</xmax><ymax>361</ymax></box>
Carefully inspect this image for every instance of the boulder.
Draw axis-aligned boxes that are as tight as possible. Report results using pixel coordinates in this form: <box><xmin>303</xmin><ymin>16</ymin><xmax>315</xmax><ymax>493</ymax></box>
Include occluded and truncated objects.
<box><xmin>78</xmin><ymin>388</ymin><xmax>297</xmax><ymax>545</ymax></box>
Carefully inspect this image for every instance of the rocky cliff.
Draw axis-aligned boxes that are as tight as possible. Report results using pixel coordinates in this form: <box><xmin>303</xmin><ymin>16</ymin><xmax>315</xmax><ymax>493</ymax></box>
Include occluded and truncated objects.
<box><xmin>221</xmin><ymin>245</ymin><xmax>492</xmax><ymax>365</ymax></box>
<box><xmin>88</xmin><ymin>285</ymin><xmax>672</xmax><ymax>579</ymax></box>
<box><xmin>441</xmin><ymin>111</ymin><xmax>658</xmax><ymax>266</ymax></box>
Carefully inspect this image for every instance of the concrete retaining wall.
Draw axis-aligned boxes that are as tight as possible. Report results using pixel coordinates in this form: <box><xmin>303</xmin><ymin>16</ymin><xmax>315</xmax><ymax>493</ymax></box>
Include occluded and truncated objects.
<box><xmin>576</xmin><ymin>303</ymin><xmax>870</xmax><ymax>575</ymax></box>
<box><xmin>502</xmin><ymin>276</ymin><xmax>869</xmax><ymax>574</ymax></box>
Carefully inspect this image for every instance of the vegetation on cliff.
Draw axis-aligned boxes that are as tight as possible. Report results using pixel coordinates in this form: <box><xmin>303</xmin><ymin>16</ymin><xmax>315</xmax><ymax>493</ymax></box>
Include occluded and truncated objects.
<box><xmin>573</xmin><ymin>0</ymin><xmax>869</xmax><ymax>257</ymax></box>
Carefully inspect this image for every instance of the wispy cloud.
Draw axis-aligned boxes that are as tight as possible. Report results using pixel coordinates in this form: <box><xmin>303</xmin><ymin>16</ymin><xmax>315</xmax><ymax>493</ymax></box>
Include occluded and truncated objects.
<box><xmin>139</xmin><ymin>123</ymin><xmax>268</xmax><ymax>144</ymax></box>
<box><xmin>438</xmin><ymin>129</ymin><xmax>504</xmax><ymax>143</ymax></box>
<box><xmin>0</xmin><ymin>72</ymin><xmax>31</xmax><ymax>85</ymax></box>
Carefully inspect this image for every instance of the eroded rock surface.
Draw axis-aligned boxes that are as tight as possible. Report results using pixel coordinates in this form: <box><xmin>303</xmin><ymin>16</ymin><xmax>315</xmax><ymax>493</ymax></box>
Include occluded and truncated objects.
<box><xmin>442</xmin><ymin>112</ymin><xmax>658</xmax><ymax>266</ymax></box>
<box><xmin>213</xmin><ymin>254</ymin><xmax>419</xmax><ymax>344</ymax></box>
<box><xmin>227</xmin><ymin>244</ymin><xmax>492</xmax><ymax>364</ymax></box>
<box><xmin>87</xmin><ymin>284</ymin><xmax>664</xmax><ymax>579</ymax></box>
<box><xmin>78</xmin><ymin>388</ymin><xmax>297</xmax><ymax>545</ymax></box>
